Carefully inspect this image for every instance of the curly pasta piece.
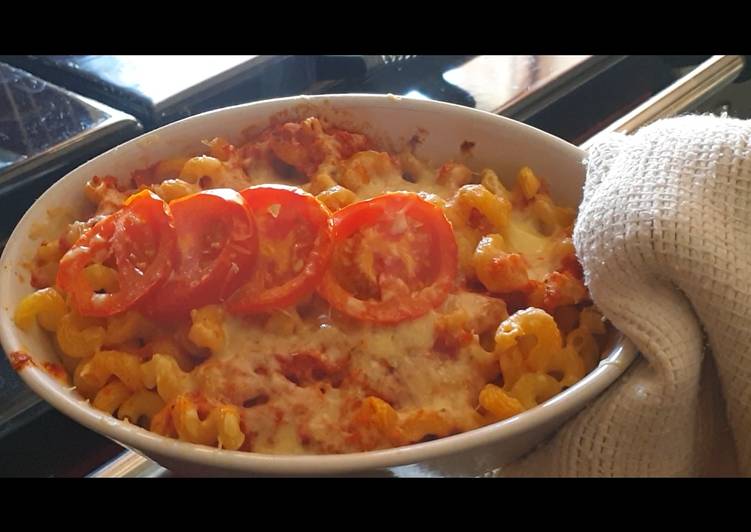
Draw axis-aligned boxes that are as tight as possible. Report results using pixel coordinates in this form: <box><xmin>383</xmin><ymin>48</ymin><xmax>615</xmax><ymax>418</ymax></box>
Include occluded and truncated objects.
<box><xmin>141</xmin><ymin>354</ymin><xmax>196</xmax><ymax>403</ymax></box>
<box><xmin>14</xmin><ymin>288</ymin><xmax>67</xmax><ymax>332</ymax></box>
<box><xmin>550</xmin><ymin>346</ymin><xmax>586</xmax><ymax>387</ymax></box>
<box><xmin>508</xmin><ymin>373</ymin><xmax>562</xmax><ymax>410</ymax></box>
<box><xmin>188</xmin><ymin>305</ymin><xmax>225</xmax><ymax>355</ymax></box>
<box><xmin>579</xmin><ymin>306</ymin><xmax>607</xmax><ymax>335</ymax></box>
<box><xmin>150</xmin><ymin>403</ymin><xmax>178</xmax><ymax>438</ymax></box>
<box><xmin>446</xmin><ymin>185</ymin><xmax>512</xmax><ymax>277</ymax></box>
<box><xmin>499</xmin><ymin>346</ymin><xmax>526</xmax><ymax>389</ymax></box>
<box><xmin>517</xmin><ymin>166</ymin><xmax>541</xmax><ymax>200</ymax></box>
<box><xmin>179</xmin><ymin>155</ymin><xmax>224</xmax><ymax>184</ymax></box>
<box><xmin>399</xmin><ymin>409</ymin><xmax>455</xmax><ymax>443</ymax></box>
<box><xmin>495</xmin><ymin>308</ymin><xmax>562</xmax><ymax>364</ymax></box>
<box><xmin>316</xmin><ymin>185</ymin><xmax>357</xmax><ymax>212</ymax></box>
<box><xmin>84</xmin><ymin>175</ymin><xmax>127</xmax><ymax>213</ymax></box>
<box><xmin>117</xmin><ymin>390</ymin><xmax>165</xmax><ymax>425</ymax></box>
<box><xmin>172</xmin><ymin>394</ymin><xmax>245</xmax><ymax>450</ymax></box>
<box><xmin>472</xmin><ymin>234</ymin><xmax>529</xmax><ymax>293</ymax></box>
<box><xmin>351</xmin><ymin>400</ymin><xmax>457</xmax><ymax>448</ymax></box>
<box><xmin>83</xmin><ymin>264</ymin><xmax>119</xmax><ymax>293</ymax></box>
<box><xmin>494</xmin><ymin>307</ymin><xmax>591</xmax><ymax>389</ymax></box>
<box><xmin>213</xmin><ymin>406</ymin><xmax>246</xmax><ymax>451</ymax></box>
<box><xmin>479</xmin><ymin>383</ymin><xmax>524</xmax><ymax>420</ymax></box>
<box><xmin>74</xmin><ymin>358</ymin><xmax>100</xmax><ymax>399</ymax></box>
<box><xmin>447</xmin><ymin>184</ymin><xmax>511</xmax><ymax>233</ymax></box>
<box><xmin>531</xmin><ymin>193</ymin><xmax>576</xmax><ymax>233</ymax></box>
<box><xmin>92</xmin><ymin>379</ymin><xmax>132</xmax><ymax>415</ymax></box>
<box><xmin>480</xmin><ymin>168</ymin><xmax>512</xmax><ymax>201</ymax></box>
<box><xmin>30</xmin><ymin>239</ymin><xmax>65</xmax><ymax>289</ymax></box>
<box><xmin>56</xmin><ymin>313</ymin><xmax>106</xmax><ymax>358</ymax></box>
<box><xmin>565</xmin><ymin>327</ymin><xmax>600</xmax><ymax>375</ymax></box>
<box><xmin>143</xmin><ymin>336</ymin><xmax>195</xmax><ymax>372</ymax></box>
<box><xmin>306</xmin><ymin>171</ymin><xmax>338</xmax><ymax>195</ymax></box>
<box><xmin>151</xmin><ymin>178</ymin><xmax>201</xmax><ymax>202</ymax></box>
<box><xmin>352</xmin><ymin>396</ymin><xmax>400</xmax><ymax>445</ymax></box>
<box><xmin>76</xmin><ymin>350</ymin><xmax>144</xmax><ymax>392</ymax></box>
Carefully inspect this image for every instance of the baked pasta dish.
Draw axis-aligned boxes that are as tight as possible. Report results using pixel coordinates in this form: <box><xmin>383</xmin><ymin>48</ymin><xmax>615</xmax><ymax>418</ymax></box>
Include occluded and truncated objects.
<box><xmin>13</xmin><ymin>116</ymin><xmax>610</xmax><ymax>454</ymax></box>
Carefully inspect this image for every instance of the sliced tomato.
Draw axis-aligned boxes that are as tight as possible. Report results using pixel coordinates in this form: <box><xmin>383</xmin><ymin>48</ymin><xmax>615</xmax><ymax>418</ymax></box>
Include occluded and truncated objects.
<box><xmin>141</xmin><ymin>189</ymin><xmax>258</xmax><ymax>321</ymax></box>
<box><xmin>318</xmin><ymin>192</ymin><xmax>458</xmax><ymax>324</ymax></box>
<box><xmin>225</xmin><ymin>185</ymin><xmax>333</xmax><ymax>314</ymax></box>
<box><xmin>56</xmin><ymin>190</ymin><xmax>177</xmax><ymax>317</ymax></box>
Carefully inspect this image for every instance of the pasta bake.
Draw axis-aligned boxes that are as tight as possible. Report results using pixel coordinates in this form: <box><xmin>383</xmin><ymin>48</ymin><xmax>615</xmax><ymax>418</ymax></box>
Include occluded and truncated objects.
<box><xmin>13</xmin><ymin>116</ymin><xmax>610</xmax><ymax>454</ymax></box>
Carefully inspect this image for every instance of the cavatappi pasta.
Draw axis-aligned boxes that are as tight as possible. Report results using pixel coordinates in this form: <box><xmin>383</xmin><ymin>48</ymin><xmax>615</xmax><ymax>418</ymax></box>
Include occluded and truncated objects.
<box><xmin>14</xmin><ymin>116</ymin><xmax>610</xmax><ymax>454</ymax></box>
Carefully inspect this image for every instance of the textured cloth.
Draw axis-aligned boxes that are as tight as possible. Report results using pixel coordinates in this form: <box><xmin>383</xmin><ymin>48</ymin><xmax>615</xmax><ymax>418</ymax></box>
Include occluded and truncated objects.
<box><xmin>498</xmin><ymin>115</ymin><xmax>751</xmax><ymax>477</ymax></box>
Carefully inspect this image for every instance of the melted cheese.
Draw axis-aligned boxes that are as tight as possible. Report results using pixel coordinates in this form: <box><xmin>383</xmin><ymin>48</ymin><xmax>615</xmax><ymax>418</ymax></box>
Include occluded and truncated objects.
<box><xmin>504</xmin><ymin>210</ymin><xmax>561</xmax><ymax>281</ymax></box>
<box><xmin>195</xmin><ymin>291</ymin><xmax>499</xmax><ymax>453</ymax></box>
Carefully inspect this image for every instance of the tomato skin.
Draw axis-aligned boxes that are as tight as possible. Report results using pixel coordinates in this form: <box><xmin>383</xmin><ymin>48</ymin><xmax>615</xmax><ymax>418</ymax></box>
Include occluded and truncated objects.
<box><xmin>225</xmin><ymin>185</ymin><xmax>333</xmax><ymax>315</ymax></box>
<box><xmin>318</xmin><ymin>192</ymin><xmax>458</xmax><ymax>324</ymax></box>
<box><xmin>56</xmin><ymin>191</ymin><xmax>177</xmax><ymax>318</ymax></box>
<box><xmin>140</xmin><ymin>189</ymin><xmax>258</xmax><ymax>322</ymax></box>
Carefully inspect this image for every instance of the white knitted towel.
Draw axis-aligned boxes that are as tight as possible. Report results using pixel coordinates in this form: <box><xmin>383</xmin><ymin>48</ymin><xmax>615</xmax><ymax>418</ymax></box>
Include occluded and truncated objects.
<box><xmin>498</xmin><ymin>114</ymin><xmax>751</xmax><ymax>477</ymax></box>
